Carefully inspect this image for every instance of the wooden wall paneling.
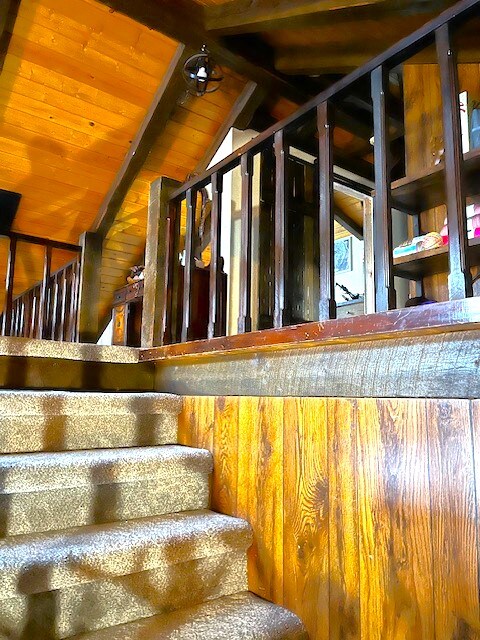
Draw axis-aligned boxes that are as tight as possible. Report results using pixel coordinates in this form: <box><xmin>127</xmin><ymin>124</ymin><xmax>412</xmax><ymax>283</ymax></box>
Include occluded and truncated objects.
<box><xmin>283</xmin><ymin>397</ymin><xmax>329</xmax><ymax>640</ymax></box>
<box><xmin>211</xmin><ymin>396</ymin><xmax>239</xmax><ymax>514</ymax></box>
<box><xmin>357</xmin><ymin>399</ymin><xmax>434</xmax><ymax>639</ymax></box>
<box><xmin>427</xmin><ymin>398</ymin><xmax>480</xmax><ymax>638</ymax></box>
<box><xmin>328</xmin><ymin>398</ymin><xmax>360</xmax><ymax>640</ymax></box>
<box><xmin>237</xmin><ymin>396</ymin><xmax>284</xmax><ymax>602</ymax></box>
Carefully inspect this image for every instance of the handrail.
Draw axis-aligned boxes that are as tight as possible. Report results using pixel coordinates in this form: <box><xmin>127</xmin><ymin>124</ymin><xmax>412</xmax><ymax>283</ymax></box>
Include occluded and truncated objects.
<box><xmin>170</xmin><ymin>0</ymin><xmax>479</xmax><ymax>201</ymax></box>
<box><xmin>143</xmin><ymin>0</ymin><xmax>480</xmax><ymax>348</ymax></box>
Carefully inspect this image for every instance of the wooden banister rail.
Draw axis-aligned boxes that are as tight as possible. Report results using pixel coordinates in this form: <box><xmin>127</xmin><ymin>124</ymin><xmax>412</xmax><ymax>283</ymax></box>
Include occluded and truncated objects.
<box><xmin>1</xmin><ymin>233</ymin><xmax>81</xmax><ymax>341</ymax></box>
<box><xmin>144</xmin><ymin>0</ymin><xmax>480</xmax><ymax>348</ymax></box>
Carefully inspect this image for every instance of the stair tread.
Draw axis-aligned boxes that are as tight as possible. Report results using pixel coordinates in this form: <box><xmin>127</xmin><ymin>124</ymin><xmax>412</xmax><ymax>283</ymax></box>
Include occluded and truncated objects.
<box><xmin>0</xmin><ymin>445</ymin><xmax>212</xmax><ymax>493</ymax></box>
<box><xmin>0</xmin><ymin>391</ymin><xmax>182</xmax><ymax>415</ymax></box>
<box><xmin>0</xmin><ymin>510</ymin><xmax>252</xmax><ymax>598</ymax></box>
<box><xmin>70</xmin><ymin>593</ymin><xmax>308</xmax><ymax>640</ymax></box>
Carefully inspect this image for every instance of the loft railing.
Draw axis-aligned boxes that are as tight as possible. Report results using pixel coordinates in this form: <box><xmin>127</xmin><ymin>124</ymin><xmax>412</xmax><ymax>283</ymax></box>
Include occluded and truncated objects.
<box><xmin>1</xmin><ymin>233</ymin><xmax>81</xmax><ymax>341</ymax></box>
<box><xmin>143</xmin><ymin>0</ymin><xmax>480</xmax><ymax>348</ymax></box>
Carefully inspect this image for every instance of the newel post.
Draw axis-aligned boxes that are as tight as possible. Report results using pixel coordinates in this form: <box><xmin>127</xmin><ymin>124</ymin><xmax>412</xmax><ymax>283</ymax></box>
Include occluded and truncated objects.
<box><xmin>77</xmin><ymin>231</ymin><xmax>102</xmax><ymax>343</ymax></box>
<box><xmin>141</xmin><ymin>176</ymin><xmax>180</xmax><ymax>348</ymax></box>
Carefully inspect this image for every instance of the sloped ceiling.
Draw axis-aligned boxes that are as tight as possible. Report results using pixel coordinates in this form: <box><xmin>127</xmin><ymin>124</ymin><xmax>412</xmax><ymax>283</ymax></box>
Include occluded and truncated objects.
<box><xmin>0</xmin><ymin>0</ymin><xmax>247</xmax><ymax>316</ymax></box>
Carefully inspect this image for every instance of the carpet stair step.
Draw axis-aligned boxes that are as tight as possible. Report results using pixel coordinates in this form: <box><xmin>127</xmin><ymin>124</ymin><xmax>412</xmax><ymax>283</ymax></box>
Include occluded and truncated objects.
<box><xmin>0</xmin><ymin>392</ymin><xmax>182</xmax><ymax>453</ymax></box>
<box><xmin>68</xmin><ymin>592</ymin><xmax>308</xmax><ymax>640</ymax></box>
<box><xmin>0</xmin><ymin>551</ymin><xmax>247</xmax><ymax>639</ymax></box>
<box><xmin>0</xmin><ymin>446</ymin><xmax>212</xmax><ymax>536</ymax></box>
<box><xmin>0</xmin><ymin>510</ymin><xmax>251</xmax><ymax>600</ymax></box>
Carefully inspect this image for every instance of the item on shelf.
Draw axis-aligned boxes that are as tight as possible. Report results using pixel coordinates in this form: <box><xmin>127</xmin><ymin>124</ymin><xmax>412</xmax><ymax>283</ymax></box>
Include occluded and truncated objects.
<box><xmin>126</xmin><ymin>265</ymin><xmax>144</xmax><ymax>284</ymax></box>
<box><xmin>471</xmin><ymin>108</ymin><xmax>480</xmax><ymax>149</ymax></box>
<box><xmin>439</xmin><ymin>203</ymin><xmax>480</xmax><ymax>243</ymax></box>
<box><xmin>405</xmin><ymin>295</ymin><xmax>437</xmax><ymax>307</ymax></box>
<box><xmin>393</xmin><ymin>232</ymin><xmax>443</xmax><ymax>258</ymax></box>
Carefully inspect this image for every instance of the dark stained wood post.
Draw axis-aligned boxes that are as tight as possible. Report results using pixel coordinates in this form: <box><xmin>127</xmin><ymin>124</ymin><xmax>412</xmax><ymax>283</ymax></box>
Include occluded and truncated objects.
<box><xmin>37</xmin><ymin>244</ymin><xmax>52</xmax><ymax>340</ymax></box>
<box><xmin>317</xmin><ymin>101</ymin><xmax>336</xmax><ymax>321</ymax></box>
<box><xmin>238</xmin><ymin>152</ymin><xmax>253</xmax><ymax>333</ymax></box>
<box><xmin>436</xmin><ymin>23</ymin><xmax>472</xmax><ymax>300</ymax></box>
<box><xmin>371</xmin><ymin>64</ymin><xmax>396</xmax><ymax>311</ymax></box>
<box><xmin>181</xmin><ymin>187</ymin><xmax>196</xmax><ymax>342</ymax></box>
<box><xmin>2</xmin><ymin>235</ymin><xmax>17</xmax><ymax>337</ymax></box>
<box><xmin>273</xmin><ymin>130</ymin><xmax>289</xmax><ymax>328</ymax></box>
<box><xmin>77</xmin><ymin>231</ymin><xmax>103</xmax><ymax>343</ymax></box>
<box><xmin>142</xmin><ymin>176</ymin><xmax>180</xmax><ymax>348</ymax></box>
<box><xmin>208</xmin><ymin>171</ymin><xmax>224</xmax><ymax>339</ymax></box>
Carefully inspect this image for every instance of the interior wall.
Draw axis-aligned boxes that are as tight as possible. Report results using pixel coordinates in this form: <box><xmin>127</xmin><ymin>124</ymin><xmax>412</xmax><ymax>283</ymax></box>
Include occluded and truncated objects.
<box><xmin>179</xmin><ymin>394</ymin><xmax>480</xmax><ymax>640</ymax></box>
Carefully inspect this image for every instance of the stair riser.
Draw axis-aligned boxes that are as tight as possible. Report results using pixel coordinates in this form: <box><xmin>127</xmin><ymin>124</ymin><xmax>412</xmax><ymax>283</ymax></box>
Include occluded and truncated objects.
<box><xmin>0</xmin><ymin>552</ymin><xmax>247</xmax><ymax>639</ymax></box>
<box><xmin>0</xmin><ymin>414</ymin><xmax>178</xmax><ymax>453</ymax></box>
<box><xmin>0</xmin><ymin>472</ymin><xmax>210</xmax><ymax>536</ymax></box>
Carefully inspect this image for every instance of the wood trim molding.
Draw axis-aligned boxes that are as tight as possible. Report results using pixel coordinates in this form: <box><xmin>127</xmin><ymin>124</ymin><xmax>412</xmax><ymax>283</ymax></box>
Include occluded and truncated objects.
<box><xmin>140</xmin><ymin>297</ymin><xmax>480</xmax><ymax>362</ymax></box>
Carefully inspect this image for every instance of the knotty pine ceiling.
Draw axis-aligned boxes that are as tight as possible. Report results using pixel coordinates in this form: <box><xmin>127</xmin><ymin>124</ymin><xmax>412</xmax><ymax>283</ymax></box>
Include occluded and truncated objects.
<box><xmin>0</xmin><ymin>0</ymin><xmax>247</xmax><ymax>319</ymax></box>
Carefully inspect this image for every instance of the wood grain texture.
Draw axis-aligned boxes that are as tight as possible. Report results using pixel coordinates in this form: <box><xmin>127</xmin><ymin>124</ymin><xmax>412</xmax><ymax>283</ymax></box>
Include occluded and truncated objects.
<box><xmin>179</xmin><ymin>394</ymin><xmax>480</xmax><ymax>640</ymax></box>
<box><xmin>283</xmin><ymin>397</ymin><xmax>329</xmax><ymax>639</ymax></box>
<box><xmin>427</xmin><ymin>399</ymin><xmax>480</xmax><ymax>639</ymax></box>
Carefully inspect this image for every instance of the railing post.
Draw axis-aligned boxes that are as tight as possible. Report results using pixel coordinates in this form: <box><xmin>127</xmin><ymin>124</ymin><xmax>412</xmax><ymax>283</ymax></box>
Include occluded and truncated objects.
<box><xmin>2</xmin><ymin>235</ymin><xmax>17</xmax><ymax>337</ymax></box>
<box><xmin>436</xmin><ymin>23</ymin><xmax>472</xmax><ymax>300</ymax></box>
<box><xmin>238</xmin><ymin>152</ymin><xmax>253</xmax><ymax>333</ymax></box>
<box><xmin>181</xmin><ymin>187</ymin><xmax>196</xmax><ymax>342</ymax></box>
<box><xmin>273</xmin><ymin>130</ymin><xmax>289</xmax><ymax>328</ymax></box>
<box><xmin>142</xmin><ymin>176</ymin><xmax>180</xmax><ymax>348</ymax></box>
<box><xmin>208</xmin><ymin>171</ymin><xmax>224</xmax><ymax>339</ymax></box>
<box><xmin>77</xmin><ymin>231</ymin><xmax>102</xmax><ymax>343</ymax></box>
<box><xmin>371</xmin><ymin>64</ymin><xmax>396</xmax><ymax>311</ymax></box>
<box><xmin>317</xmin><ymin>100</ymin><xmax>336</xmax><ymax>321</ymax></box>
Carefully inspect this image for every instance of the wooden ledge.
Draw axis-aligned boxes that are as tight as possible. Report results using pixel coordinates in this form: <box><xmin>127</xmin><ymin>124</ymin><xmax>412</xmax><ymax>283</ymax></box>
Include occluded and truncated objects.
<box><xmin>140</xmin><ymin>298</ymin><xmax>480</xmax><ymax>362</ymax></box>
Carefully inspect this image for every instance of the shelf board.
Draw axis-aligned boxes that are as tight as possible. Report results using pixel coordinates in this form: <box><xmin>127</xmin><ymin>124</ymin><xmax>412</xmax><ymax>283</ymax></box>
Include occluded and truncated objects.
<box><xmin>391</xmin><ymin>147</ymin><xmax>480</xmax><ymax>213</ymax></box>
<box><xmin>394</xmin><ymin>236</ymin><xmax>480</xmax><ymax>279</ymax></box>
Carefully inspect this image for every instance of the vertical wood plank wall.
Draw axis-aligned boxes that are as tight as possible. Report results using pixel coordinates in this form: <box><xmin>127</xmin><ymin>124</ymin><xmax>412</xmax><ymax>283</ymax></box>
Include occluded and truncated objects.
<box><xmin>179</xmin><ymin>396</ymin><xmax>480</xmax><ymax>640</ymax></box>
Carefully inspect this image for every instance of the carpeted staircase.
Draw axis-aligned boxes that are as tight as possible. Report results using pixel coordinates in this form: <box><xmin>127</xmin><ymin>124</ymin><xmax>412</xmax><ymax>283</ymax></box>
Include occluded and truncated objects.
<box><xmin>0</xmin><ymin>391</ymin><xmax>307</xmax><ymax>639</ymax></box>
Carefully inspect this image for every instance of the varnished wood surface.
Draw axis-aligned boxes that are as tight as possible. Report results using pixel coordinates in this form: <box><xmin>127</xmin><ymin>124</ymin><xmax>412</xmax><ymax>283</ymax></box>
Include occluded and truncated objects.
<box><xmin>141</xmin><ymin>297</ymin><xmax>480</xmax><ymax>361</ymax></box>
<box><xmin>179</xmin><ymin>394</ymin><xmax>480</xmax><ymax>639</ymax></box>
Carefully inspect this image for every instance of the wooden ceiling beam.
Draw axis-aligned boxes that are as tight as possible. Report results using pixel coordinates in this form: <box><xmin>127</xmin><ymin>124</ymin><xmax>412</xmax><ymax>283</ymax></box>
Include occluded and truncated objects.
<box><xmin>0</xmin><ymin>0</ymin><xmax>20</xmax><ymax>74</ymax></box>
<box><xmin>276</xmin><ymin>48</ymin><xmax>372</xmax><ymax>76</ymax></box>
<box><xmin>94</xmin><ymin>0</ymin><xmax>311</xmax><ymax>105</ymax></box>
<box><xmin>334</xmin><ymin>204</ymin><xmax>363</xmax><ymax>239</ymax></box>
<box><xmin>92</xmin><ymin>44</ymin><xmax>194</xmax><ymax>239</ymax></box>
<box><xmin>195</xmin><ymin>81</ymin><xmax>267</xmax><ymax>174</ymax></box>
<box><xmin>205</xmin><ymin>0</ymin><xmax>451</xmax><ymax>35</ymax></box>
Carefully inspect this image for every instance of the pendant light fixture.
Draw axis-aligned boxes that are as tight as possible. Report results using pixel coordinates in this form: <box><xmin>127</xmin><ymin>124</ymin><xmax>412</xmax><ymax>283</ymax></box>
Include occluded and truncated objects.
<box><xmin>183</xmin><ymin>45</ymin><xmax>223</xmax><ymax>97</ymax></box>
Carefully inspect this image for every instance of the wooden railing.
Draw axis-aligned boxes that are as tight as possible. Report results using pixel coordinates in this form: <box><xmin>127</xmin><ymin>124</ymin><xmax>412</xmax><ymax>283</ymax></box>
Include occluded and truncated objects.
<box><xmin>1</xmin><ymin>233</ymin><xmax>82</xmax><ymax>341</ymax></box>
<box><xmin>143</xmin><ymin>0</ymin><xmax>480</xmax><ymax>348</ymax></box>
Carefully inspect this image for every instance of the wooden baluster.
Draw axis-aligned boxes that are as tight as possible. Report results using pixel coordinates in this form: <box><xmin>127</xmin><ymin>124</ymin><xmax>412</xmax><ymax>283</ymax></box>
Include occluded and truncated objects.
<box><xmin>317</xmin><ymin>101</ymin><xmax>336</xmax><ymax>321</ymax></box>
<box><xmin>238</xmin><ymin>152</ymin><xmax>253</xmax><ymax>333</ymax></box>
<box><xmin>67</xmin><ymin>262</ymin><xmax>77</xmax><ymax>342</ymax></box>
<box><xmin>37</xmin><ymin>245</ymin><xmax>52</xmax><ymax>339</ymax></box>
<box><xmin>69</xmin><ymin>258</ymin><xmax>80</xmax><ymax>342</ymax></box>
<box><xmin>208</xmin><ymin>171</ymin><xmax>224</xmax><ymax>338</ymax></box>
<box><xmin>181</xmin><ymin>187</ymin><xmax>196</xmax><ymax>342</ymax></box>
<box><xmin>50</xmin><ymin>274</ymin><xmax>59</xmax><ymax>340</ymax></box>
<box><xmin>371</xmin><ymin>64</ymin><xmax>396</xmax><ymax>311</ymax></box>
<box><xmin>166</xmin><ymin>199</ymin><xmax>181</xmax><ymax>344</ymax></box>
<box><xmin>2</xmin><ymin>236</ymin><xmax>17</xmax><ymax>337</ymax></box>
<box><xmin>273</xmin><ymin>130</ymin><xmax>289</xmax><ymax>328</ymax></box>
<box><xmin>58</xmin><ymin>268</ymin><xmax>67</xmax><ymax>341</ymax></box>
<box><xmin>436</xmin><ymin>23</ymin><xmax>472</xmax><ymax>300</ymax></box>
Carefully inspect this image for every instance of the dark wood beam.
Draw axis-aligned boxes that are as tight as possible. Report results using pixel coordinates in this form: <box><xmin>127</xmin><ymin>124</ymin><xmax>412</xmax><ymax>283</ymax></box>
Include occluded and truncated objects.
<box><xmin>276</xmin><ymin>48</ymin><xmax>370</xmax><ymax>75</ymax></box>
<box><xmin>94</xmin><ymin>0</ymin><xmax>311</xmax><ymax>105</ymax></box>
<box><xmin>334</xmin><ymin>205</ymin><xmax>363</xmax><ymax>239</ymax></box>
<box><xmin>0</xmin><ymin>0</ymin><xmax>20</xmax><ymax>74</ymax></box>
<box><xmin>195</xmin><ymin>81</ymin><xmax>266</xmax><ymax>174</ymax></box>
<box><xmin>205</xmin><ymin>0</ymin><xmax>453</xmax><ymax>35</ymax></box>
<box><xmin>92</xmin><ymin>44</ymin><xmax>193</xmax><ymax>238</ymax></box>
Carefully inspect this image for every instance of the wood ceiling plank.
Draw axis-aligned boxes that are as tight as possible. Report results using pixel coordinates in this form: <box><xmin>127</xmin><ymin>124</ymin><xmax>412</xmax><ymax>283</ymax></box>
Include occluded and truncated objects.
<box><xmin>94</xmin><ymin>0</ymin><xmax>311</xmax><ymax>105</ymax></box>
<box><xmin>92</xmin><ymin>44</ymin><xmax>194</xmax><ymax>238</ymax></box>
<box><xmin>205</xmin><ymin>0</ymin><xmax>452</xmax><ymax>34</ymax></box>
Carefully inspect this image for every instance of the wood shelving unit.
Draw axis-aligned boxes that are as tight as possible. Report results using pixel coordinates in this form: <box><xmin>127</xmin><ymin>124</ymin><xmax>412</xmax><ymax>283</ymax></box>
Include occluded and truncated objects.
<box><xmin>394</xmin><ymin>236</ymin><xmax>480</xmax><ymax>279</ymax></box>
<box><xmin>391</xmin><ymin>147</ymin><xmax>480</xmax><ymax>213</ymax></box>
